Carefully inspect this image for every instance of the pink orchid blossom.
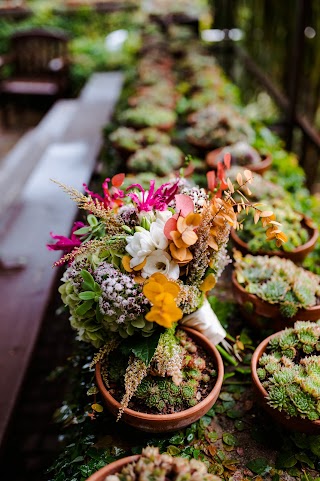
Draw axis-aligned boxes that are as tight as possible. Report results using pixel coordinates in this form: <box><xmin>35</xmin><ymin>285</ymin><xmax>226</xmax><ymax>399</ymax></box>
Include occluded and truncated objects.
<box><xmin>127</xmin><ymin>180</ymin><xmax>179</xmax><ymax>212</ymax></box>
<box><xmin>47</xmin><ymin>221</ymin><xmax>85</xmax><ymax>252</ymax></box>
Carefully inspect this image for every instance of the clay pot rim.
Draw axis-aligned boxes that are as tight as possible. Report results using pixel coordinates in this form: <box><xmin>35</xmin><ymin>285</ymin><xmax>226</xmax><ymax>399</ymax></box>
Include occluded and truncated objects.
<box><xmin>230</xmin><ymin>215</ymin><xmax>319</xmax><ymax>258</ymax></box>
<box><xmin>86</xmin><ymin>454</ymin><xmax>140</xmax><ymax>481</ymax></box>
<box><xmin>231</xmin><ymin>270</ymin><xmax>320</xmax><ymax>314</ymax></box>
<box><xmin>251</xmin><ymin>331</ymin><xmax>320</xmax><ymax>428</ymax></box>
<box><xmin>96</xmin><ymin>326</ymin><xmax>224</xmax><ymax>422</ymax></box>
<box><xmin>205</xmin><ymin>146</ymin><xmax>272</xmax><ymax>172</ymax></box>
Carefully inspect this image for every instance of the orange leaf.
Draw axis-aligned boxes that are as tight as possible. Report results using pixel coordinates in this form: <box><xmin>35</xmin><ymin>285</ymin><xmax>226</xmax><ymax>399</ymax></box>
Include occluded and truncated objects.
<box><xmin>111</xmin><ymin>173</ymin><xmax>125</xmax><ymax>187</ymax></box>
<box><xmin>224</xmin><ymin>152</ymin><xmax>231</xmax><ymax>169</ymax></box>
<box><xmin>181</xmin><ymin>229</ymin><xmax>198</xmax><ymax>246</ymax></box>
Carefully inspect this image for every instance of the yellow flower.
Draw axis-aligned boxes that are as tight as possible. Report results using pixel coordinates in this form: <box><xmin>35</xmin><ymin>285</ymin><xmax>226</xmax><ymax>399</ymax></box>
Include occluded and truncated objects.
<box><xmin>122</xmin><ymin>255</ymin><xmax>146</xmax><ymax>272</ymax></box>
<box><xmin>199</xmin><ymin>273</ymin><xmax>216</xmax><ymax>292</ymax></box>
<box><xmin>143</xmin><ymin>273</ymin><xmax>182</xmax><ymax>328</ymax></box>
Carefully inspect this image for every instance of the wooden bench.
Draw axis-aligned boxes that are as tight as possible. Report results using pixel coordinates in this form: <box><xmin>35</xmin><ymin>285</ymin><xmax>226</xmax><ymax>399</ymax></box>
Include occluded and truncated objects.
<box><xmin>0</xmin><ymin>72</ymin><xmax>123</xmax><ymax>450</ymax></box>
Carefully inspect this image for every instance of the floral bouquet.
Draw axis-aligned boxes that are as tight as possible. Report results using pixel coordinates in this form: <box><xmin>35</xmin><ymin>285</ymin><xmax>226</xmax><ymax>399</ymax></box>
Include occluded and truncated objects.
<box><xmin>48</xmin><ymin>156</ymin><xmax>286</xmax><ymax>415</ymax></box>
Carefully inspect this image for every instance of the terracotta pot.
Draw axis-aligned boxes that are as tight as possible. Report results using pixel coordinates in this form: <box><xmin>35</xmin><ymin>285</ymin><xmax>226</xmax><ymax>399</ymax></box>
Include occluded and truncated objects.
<box><xmin>206</xmin><ymin>147</ymin><xmax>272</xmax><ymax>176</ymax></box>
<box><xmin>86</xmin><ymin>455</ymin><xmax>140</xmax><ymax>481</ymax></box>
<box><xmin>251</xmin><ymin>332</ymin><xmax>320</xmax><ymax>433</ymax></box>
<box><xmin>232</xmin><ymin>271</ymin><xmax>320</xmax><ymax>331</ymax></box>
<box><xmin>230</xmin><ymin>216</ymin><xmax>319</xmax><ymax>264</ymax></box>
<box><xmin>96</xmin><ymin>327</ymin><xmax>224</xmax><ymax>433</ymax></box>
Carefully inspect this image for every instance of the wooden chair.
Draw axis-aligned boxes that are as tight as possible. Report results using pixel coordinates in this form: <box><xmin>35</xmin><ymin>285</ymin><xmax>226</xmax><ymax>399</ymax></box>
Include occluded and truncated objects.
<box><xmin>0</xmin><ymin>28</ymin><xmax>70</xmax><ymax>127</ymax></box>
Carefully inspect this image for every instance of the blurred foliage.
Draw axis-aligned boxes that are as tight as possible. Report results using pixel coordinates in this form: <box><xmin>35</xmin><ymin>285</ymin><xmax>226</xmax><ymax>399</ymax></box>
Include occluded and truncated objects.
<box><xmin>0</xmin><ymin>1</ymin><xmax>142</xmax><ymax>94</ymax></box>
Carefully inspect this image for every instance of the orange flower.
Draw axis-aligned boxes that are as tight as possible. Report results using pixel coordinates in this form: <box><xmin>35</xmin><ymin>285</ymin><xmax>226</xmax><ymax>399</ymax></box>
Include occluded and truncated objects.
<box><xmin>168</xmin><ymin>212</ymin><xmax>202</xmax><ymax>265</ymax></box>
<box><xmin>143</xmin><ymin>273</ymin><xmax>182</xmax><ymax>328</ymax></box>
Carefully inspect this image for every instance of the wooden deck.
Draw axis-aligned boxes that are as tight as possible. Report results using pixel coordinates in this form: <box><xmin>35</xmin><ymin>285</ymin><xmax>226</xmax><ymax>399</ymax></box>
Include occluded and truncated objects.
<box><xmin>0</xmin><ymin>72</ymin><xmax>123</xmax><ymax>450</ymax></box>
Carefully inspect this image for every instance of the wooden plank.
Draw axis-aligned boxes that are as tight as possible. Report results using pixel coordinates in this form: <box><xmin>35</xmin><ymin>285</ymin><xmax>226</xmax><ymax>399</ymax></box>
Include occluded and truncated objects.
<box><xmin>0</xmin><ymin>72</ymin><xmax>123</xmax><ymax>449</ymax></box>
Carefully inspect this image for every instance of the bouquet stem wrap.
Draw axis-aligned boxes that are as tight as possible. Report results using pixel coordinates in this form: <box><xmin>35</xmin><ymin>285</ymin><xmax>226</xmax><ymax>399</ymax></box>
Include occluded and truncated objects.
<box><xmin>179</xmin><ymin>298</ymin><xmax>226</xmax><ymax>345</ymax></box>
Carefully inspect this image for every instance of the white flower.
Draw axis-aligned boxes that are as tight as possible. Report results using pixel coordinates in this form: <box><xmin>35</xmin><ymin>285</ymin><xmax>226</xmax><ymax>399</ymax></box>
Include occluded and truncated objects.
<box><xmin>155</xmin><ymin>210</ymin><xmax>173</xmax><ymax>224</ymax></box>
<box><xmin>142</xmin><ymin>250</ymin><xmax>179</xmax><ymax>280</ymax></box>
<box><xmin>126</xmin><ymin>229</ymin><xmax>155</xmax><ymax>268</ymax></box>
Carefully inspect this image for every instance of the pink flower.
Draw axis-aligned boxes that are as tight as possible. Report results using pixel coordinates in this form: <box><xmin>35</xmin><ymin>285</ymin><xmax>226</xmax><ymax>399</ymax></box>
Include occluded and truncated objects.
<box><xmin>127</xmin><ymin>180</ymin><xmax>179</xmax><ymax>212</ymax></box>
<box><xmin>83</xmin><ymin>173</ymin><xmax>125</xmax><ymax>209</ymax></box>
<box><xmin>47</xmin><ymin>221</ymin><xmax>85</xmax><ymax>252</ymax></box>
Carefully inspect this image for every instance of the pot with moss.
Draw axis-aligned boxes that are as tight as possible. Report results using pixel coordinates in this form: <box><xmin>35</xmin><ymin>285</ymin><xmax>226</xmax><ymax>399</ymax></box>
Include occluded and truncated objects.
<box><xmin>206</xmin><ymin>142</ymin><xmax>272</xmax><ymax>176</ymax></box>
<box><xmin>251</xmin><ymin>320</ymin><xmax>320</xmax><ymax>433</ymax></box>
<box><xmin>232</xmin><ymin>253</ymin><xmax>320</xmax><ymax>330</ymax></box>
<box><xmin>86</xmin><ymin>447</ymin><xmax>222</xmax><ymax>481</ymax></box>
<box><xmin>231</xmin><ymin>204</ymin><xmax>318</xmax><ymax>263</ymax></box>
<box><xmin>95</xmin><ymin>326</ymin><xmax>224</xmax><ymax>433</ymax></box>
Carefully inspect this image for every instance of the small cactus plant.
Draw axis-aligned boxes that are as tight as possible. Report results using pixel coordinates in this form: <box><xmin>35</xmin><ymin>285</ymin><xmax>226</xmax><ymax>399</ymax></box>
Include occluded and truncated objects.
<box><xmin>104</xmin><ymin>447</ymin><xmax>221</xmax><ymax>481</ymax></box>
<box><xmin>257</xmin><ymin>320</ymin><xmax>320</xmax><ymax>421</ymax></box>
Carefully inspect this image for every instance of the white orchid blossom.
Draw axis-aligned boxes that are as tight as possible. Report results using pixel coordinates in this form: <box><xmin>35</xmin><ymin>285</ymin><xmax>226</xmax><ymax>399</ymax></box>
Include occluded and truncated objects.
<box><xmin>126</xmin><ymin>230</ymin><xmax>155</xmax><ymax>268</ymax></box>
<box><xmin>126</xmin><ymin>211</ymin><xmax>173</xmax><ymax>268</ymax></box>
<box><xmin>142</xmin><ymin>250</ymin><xmax>179</xmax><ymax>279</ymax></box>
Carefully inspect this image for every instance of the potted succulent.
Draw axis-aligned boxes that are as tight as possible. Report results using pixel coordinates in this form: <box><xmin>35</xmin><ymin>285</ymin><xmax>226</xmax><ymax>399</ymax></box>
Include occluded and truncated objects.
<box><xmin>127</xmin><ymin>144</ymin><xmax>184</xmax><ymax>177</ymax></box>
<box><xmin>109</xmin><ymin>127</ymin><xmax>171</xmax><ymax>158</ymax></box>
<box><xmin>86</xmin><ymin>447</ymin><xmax>222</xmax><ymax>481</ymax></box>
<box><xmin>186</xmin><ymin>105</ymin><xmax>255</xmax><ymax>151</ymax></box>
<box><xmin>48</xmin><ymin>160</ymin><xmax>286</xmax><ymax>432</ymax></box>
<box><xmin>231</xmin><ymin>200</ymin><xmax>318</xmax><ymax>263</ymax></box>
<box><xmin>119</xmin><ymin>105</ymin><xmax>177</xmax><ymax>131</ymax></box>
<box><xmin>232</xmin><ymin>252</ymin><xmax>320</xmax><ymax>330</ymax></box>
<box><xmin>206</xmin><ymin>141</ymin><xmax>272</xmax><ymax>176</ymax></box>
<box><xmin>251</xmin><ymin>320</ymin><xmax>320</xmax><ymax>433</ymax></box>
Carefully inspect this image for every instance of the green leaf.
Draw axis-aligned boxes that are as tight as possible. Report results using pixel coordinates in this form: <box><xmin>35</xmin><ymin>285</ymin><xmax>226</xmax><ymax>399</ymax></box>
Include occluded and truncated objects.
<box><xmin>166</xmin><ymin>446</ymin><xmax>181</xmax><ymax>456</ymax></box>
<box><xmin>79</xmin><ymin>291</ymin><xmax>96</xmax><ymax>300</ymax></box>
<box><xmin>96</xmin><ymin>304</ymin><xmax>104</xmax><ymax>323</ymax></box>
<box><xmin>75</xmin><ymin>300</ymin><xmax>94</xmax><ymax>316</ymax></box>
<box><xmin>219</xmin><ymin>392</ymin><xmax>234</xmax><ymax>402</ymax></box>
<box><xmin>87</xmin><ymin>214</ymin><xmax>98</xmax><ymax>227</ymax></box>
<box><xmin>301</xmin><ymin>473</ymin><xmax>313</xmax><ymax>481</ymax></box>
<box><xmin>275</xmin><ymin>451</ymin><xmax>297</xmax><ymax>469</ymax></box>
<box><xmin>169</xmin><ymin>433</ymin><xmax>185</xmax><ymax>445</ymax></box>
<box><xmin>70</xmin><ymin>456</ymin><xmax>84</xmax><ymax>464</ymax></box>
<box><xmin>309</xmin><ymin>435</ymin><xmax>320</xmax><ymax>457</ymax></box>
<box><xmin>295</xmin><ymin>453</ymin><xmax>314</xmax><ymax>468</ymax></box>
<box><xmin>124</xmin><ymin>330</ymin><xmax>162</xmax><ymax>365</ymax></box>
<box><xmin>247</xmin><ymin>457</ymin><xmax>271</xmax><ymax>475</ymax></box>
<box><xmin>73</xmin><ymin>227</ymin><xmax>90</xmax><ymax>235</ymax></box>
<box><xmin>208</xmin><ymin>431</ymin><xmax>218</xmax><ymax>442</ymax></box>
<box><xmin>80</xmin><ymin>270</ymin><xmax>95</xmax><ymax>290</ymax></box>
<box><xmin>227</xmin><ymin>409</ymin><xmax>243</xmax><ymax>419</ymax></box>
<box><xmin>222</xmin><ymin>433</ymin><xmax>238</xmax><ymax>447</ymax></box>
<box><xmin>234</xmin><ymin>420</ymin><xmax>245</xmax><ymax>431</ymax></box>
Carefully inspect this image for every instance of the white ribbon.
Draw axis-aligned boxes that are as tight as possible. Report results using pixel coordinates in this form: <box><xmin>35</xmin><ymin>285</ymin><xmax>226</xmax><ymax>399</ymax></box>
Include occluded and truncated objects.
<box><xmin>179</xmin><ymin>298</ymin><xmax>226</xmax><ymax>345</ymax></box>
